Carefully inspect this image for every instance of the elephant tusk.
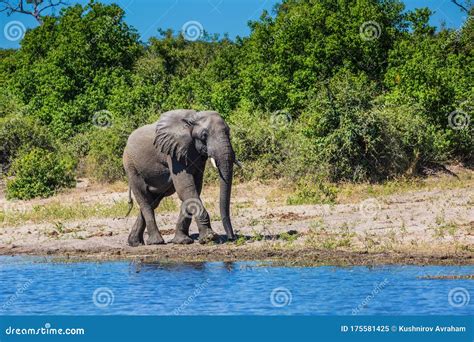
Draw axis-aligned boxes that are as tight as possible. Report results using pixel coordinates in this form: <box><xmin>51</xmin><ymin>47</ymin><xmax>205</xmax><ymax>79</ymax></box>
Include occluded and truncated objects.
<box><xmin>234</xmin><ymin>159</ymin><xmax>243</xmax><ymax>168</ymax></box>
<box><xmin>210</xmin><ymin>157</ymin><xmax>218</xmax><ymax>169</ymax></box>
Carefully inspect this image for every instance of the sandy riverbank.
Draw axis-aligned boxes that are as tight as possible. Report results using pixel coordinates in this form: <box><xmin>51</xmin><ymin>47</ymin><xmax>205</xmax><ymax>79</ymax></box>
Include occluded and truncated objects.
<box><xmin>1</xmin><ymin>167</ymin><xmax>473</xmax><ymax>265</ymax></box>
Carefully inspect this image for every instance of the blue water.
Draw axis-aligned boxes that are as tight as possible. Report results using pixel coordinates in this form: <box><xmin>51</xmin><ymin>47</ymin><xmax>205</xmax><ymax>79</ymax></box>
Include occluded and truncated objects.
<box><xmin>0</xmin><ymin>257</ymin><xmax>472</xmax><ymax>315</ymax></box>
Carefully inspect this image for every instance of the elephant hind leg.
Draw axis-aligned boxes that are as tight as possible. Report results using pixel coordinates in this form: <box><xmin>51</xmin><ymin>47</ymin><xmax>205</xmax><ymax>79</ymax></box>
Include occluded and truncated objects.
<box><xmin>142</xmin><ymin>194</ymin><xmax>165</xmax><ymax>245</ymax></box>
<box><xmin>127</xmin><ymin>185</ymin><xmax>164</xmax><ymax>247</ymax></box>
<box><xmin>128</xmin><ymin>212</ymin><xmax>145</xmax><ymax>247</ymax></box>
<box><xmin>129</xmin><ymin>177</ymin><xmax>165</xmax><ymax>245</ymax></box>
<box><xmin>127</xmin><ymin>193</ymin><xmax>163</xmax><ymax>247</ymax></box>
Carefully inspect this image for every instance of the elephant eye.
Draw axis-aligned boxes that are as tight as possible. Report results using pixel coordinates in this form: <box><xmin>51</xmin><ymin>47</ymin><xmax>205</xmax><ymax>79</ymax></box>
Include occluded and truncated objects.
<box><xmin>201</xmin><ymin>130</ymin><xmax>209</xmax><ymax>141</ymax></box>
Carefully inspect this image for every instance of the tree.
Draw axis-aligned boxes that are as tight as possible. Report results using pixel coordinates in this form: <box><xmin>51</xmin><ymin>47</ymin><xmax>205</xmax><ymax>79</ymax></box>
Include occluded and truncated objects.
<box><xmin>451</xmin><ymin>0</ymin><xmax>471</xmax><ymax>13</ymax></box>
<box><xmin>8</xmin><ymin>2</ymin><xmax>142</xmax><ymax>138</ymax></box>
<box><xmin>0</xmin><ymin>0</ymin><xmax>66</xmax><ymax>24</ymax></box>
<box><xmin>238</xmin><ymin>0</ymin><xmax>407</xmax><ymax>113</ymax></box>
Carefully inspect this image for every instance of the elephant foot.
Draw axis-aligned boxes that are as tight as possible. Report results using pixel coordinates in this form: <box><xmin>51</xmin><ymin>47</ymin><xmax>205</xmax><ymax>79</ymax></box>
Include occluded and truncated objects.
<box><xmin>128</xmin><ymin>235</ymin><xmax>144</xmax><ymax>247</ymax></box>
<box><xmin>198</xmin><ymin>231</ymin><xmax>220</xmax><ymax>244</ymax></box>
<box><xmin>146</xmin><ymin>234</ymin><xmax>165</xmax><ymax>245</ymax></box>
<box><xmin>170</xmin><ymin>234</ymin><xmax>194</xmax><ymax>245</ymax></box>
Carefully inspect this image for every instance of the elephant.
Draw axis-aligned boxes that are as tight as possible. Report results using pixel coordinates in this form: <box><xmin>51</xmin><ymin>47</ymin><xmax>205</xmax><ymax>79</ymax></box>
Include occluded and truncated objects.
<box><xmin>123</xmin><ymin>109</ymin><xmax>237</xmax><ymax>246</ymax></box>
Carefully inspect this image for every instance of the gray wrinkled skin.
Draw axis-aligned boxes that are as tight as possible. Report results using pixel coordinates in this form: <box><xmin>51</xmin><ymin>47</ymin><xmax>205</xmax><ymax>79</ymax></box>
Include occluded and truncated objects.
<box><xmin>123</xmin><ymin>109</ymin><xmax>236</xmax><ymax>246</ymax></box>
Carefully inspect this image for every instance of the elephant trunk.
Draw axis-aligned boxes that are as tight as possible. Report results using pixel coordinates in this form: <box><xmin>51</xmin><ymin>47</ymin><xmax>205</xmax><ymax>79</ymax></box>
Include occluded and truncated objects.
<box><xmin>214</xmin><ymin>140</ymin><xmax>236</xmax><ymax>241</ymax></box>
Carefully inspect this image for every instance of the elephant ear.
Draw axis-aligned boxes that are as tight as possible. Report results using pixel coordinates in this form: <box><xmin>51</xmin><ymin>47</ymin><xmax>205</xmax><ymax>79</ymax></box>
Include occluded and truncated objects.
<box><xmin>154</xmin><ymin>109</ymin><xmax>197</xmax><ymax>162</ymax></box>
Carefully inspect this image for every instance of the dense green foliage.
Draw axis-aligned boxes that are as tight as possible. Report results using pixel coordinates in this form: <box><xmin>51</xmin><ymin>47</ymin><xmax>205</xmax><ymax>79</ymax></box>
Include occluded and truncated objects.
<box><xmin>6</xmin><ymin>148</ymin><xmax>75</xmax><ymax>199</ymax></box>
<box><xmin>0</xmin><ymin>0</ymin><xmax>472</xmax><ymax>199</ymax></box>
<box><xmin>0</xmin><ymin>114</ymin><xmax>53</xmax><ymax>174</ymax></box>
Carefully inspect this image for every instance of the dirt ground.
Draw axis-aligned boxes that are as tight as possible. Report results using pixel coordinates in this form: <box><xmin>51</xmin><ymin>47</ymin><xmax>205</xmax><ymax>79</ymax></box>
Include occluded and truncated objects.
<box><xmin>0</xmin><ymin>167</ymin><xmax>473</xmax><ymax>265</ymax></box>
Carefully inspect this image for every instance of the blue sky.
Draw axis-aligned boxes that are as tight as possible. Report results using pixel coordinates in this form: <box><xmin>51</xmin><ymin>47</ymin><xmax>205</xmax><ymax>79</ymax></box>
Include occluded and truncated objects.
<box><xmin>0</xmin><ymin>0</ymin><xmax>470</xmax><ymax>48</ymax></box>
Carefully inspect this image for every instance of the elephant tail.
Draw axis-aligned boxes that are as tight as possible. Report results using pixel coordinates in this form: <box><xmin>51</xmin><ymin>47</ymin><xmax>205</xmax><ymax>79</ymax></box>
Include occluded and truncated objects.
<box><xmin>124</xmin><ymin>185</ymin><xmax>133</xmax><ymax>217</ymax></box>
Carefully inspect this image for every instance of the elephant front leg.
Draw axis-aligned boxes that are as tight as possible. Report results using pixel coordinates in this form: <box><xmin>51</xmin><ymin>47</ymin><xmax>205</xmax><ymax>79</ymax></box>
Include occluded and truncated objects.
<box><xmin>195</xmin><ymin>208</ymin><xmax>219</xmax><ymax>244</ymax></box>
<box><xmin>171</xmin><ymin>164</ymin><xmax>218</xmax><ymax>244</ymax></box>
<box><xmin>193</xmin><ymin>169</ymin><xmax>219</xmax><ymax>244</ymax></box>
<box><xmin>179</xmin><ymin>198</ymin><xmax>218</xmax><ymax>244</ymax></box>
<box><xmin>170</xmin><ymin>211</ymin><xmax>194</xmax><ymax>244</ymax></box>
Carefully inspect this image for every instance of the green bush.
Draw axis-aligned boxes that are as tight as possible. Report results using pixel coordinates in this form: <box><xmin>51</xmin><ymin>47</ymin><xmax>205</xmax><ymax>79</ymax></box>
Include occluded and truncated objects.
<box><xmin>0</xmin><ymin>115</ymin><xmax>53</xmax><ymax>174</ymax></box>
<box><xmin>6</xmin><ymin>148</ymin><xmax>76</xmax><ymax>199</ymax></box>
<box><xmin>228</xmin><ymin>105</ymin><xmax>293</xmax><ymax>180</ymax></box>
<box><xmin>287</xmin><ymin>72</ymin><xmax>452</xmax><ymax>182</ymax></box>
<box><xmin>375</xmin><ymin>100</ymin><xmax>451</xmax><ymax>171</ymax></box>
<box><xmin>0</xmin><ymin>88</ymin><xmax>24</xmax><ymax>118</ymax></box>
<box><xmin>85</xmin><ymin>119</ymin><xmax>133</xmax><ymax>182</ymax></box>
<box><xmin>296</xmin><ymin>105</ymin><xmax>449</xmax><ymax>182</ymax></box>
<box><xmin>294</xmin><ymin>72</ymin><xmax>386</xmax><ymax>181</ymax></box>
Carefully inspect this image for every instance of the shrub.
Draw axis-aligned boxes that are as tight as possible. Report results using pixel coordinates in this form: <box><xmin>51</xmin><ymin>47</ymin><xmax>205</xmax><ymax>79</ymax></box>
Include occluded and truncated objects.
<box><xmin>58</xmin><ymin>132</ymin><xmax>91</xmax><ymax>177</ymax></box>
<box><xmin>0</xmin><ymin>88</ymin><xmax>23</xmax><ymax>118</ymax></box>
<box><xmin>291</xmin><ymin>72</ymin><xmax>451</xmax><ymax>182</ymax></box>
<box><xmin>316</xmin><ymin>107</ymin><xmax>406</xmax><ymax>181</ymax></box>
<box><xmin>374</xmin><ymin>100</ymin><xmax>451</xmax><ymax>172</ymax></box>
<box><xmin>0</xmin><ymin>115</ymin><xmax>53</xmax><ymax>174</ymax></box>
<box><xmin>228</xmin><ymin>105</ymin><xmax>292</xmax><ymax>180</ymax></box>
<box><xmin>85</xmin><ymin>119</ymin><xmax>133</xmax><ymax>182</ymax></box>
<box><xmin>6</xmin><ymin>148</ymin><xmax>76</xmax><ymax>199</ymax></box>
<box><xmin>296</xmin><ymin>104</ymin><xmax>450</xmax><ymax>182</ymax></box>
